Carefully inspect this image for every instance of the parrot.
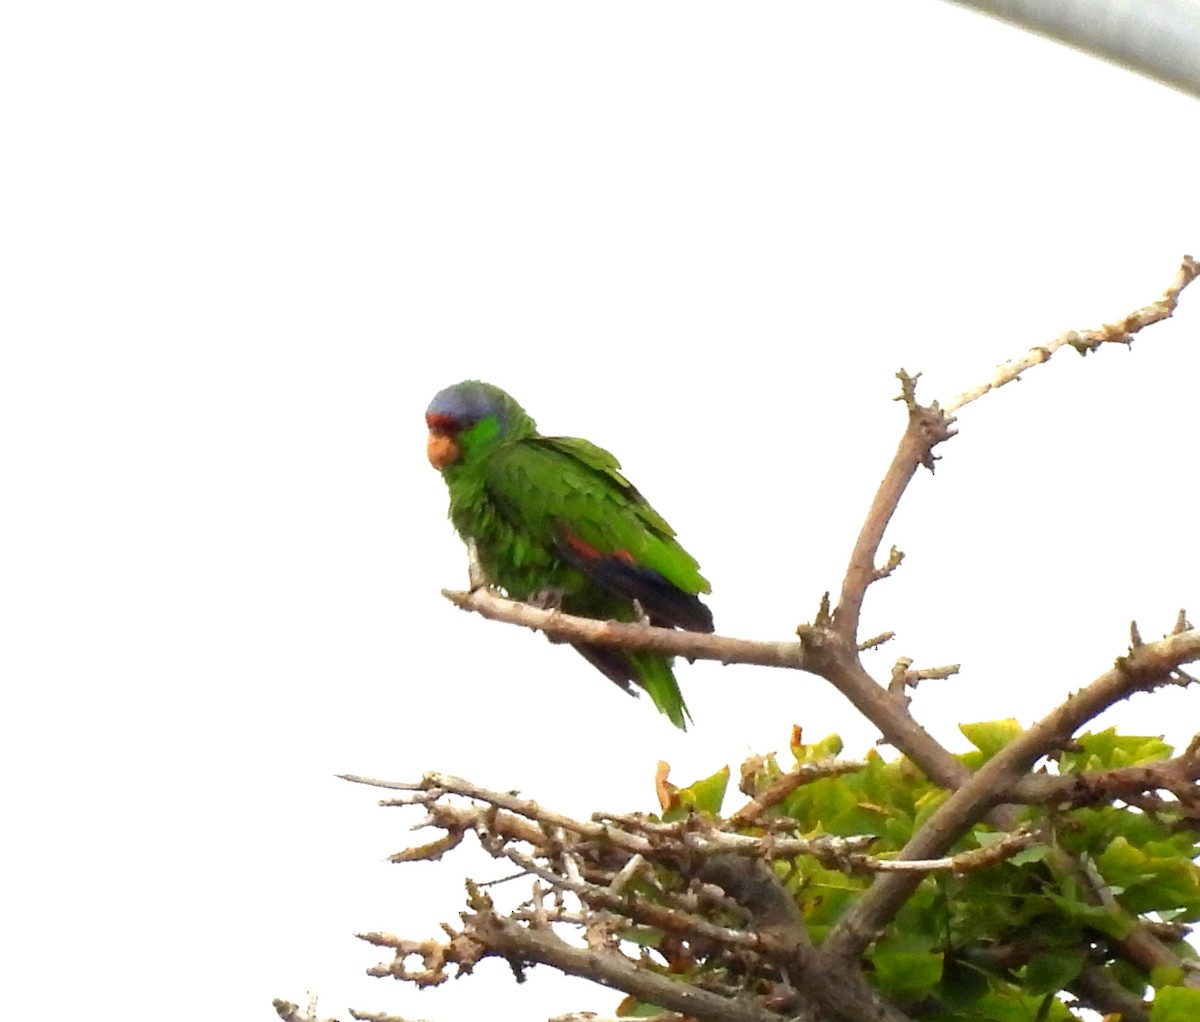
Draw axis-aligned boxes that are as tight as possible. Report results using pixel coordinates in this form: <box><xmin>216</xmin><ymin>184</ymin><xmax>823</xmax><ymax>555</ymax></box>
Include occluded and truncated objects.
<box><xmin>425</xmin><ymin>380</ymin><xmax>713</xmax><ymax>729</ymax></box>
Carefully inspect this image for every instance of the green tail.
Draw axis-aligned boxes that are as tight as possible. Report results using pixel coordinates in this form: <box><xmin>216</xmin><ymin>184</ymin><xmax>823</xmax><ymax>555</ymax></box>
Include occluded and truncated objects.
<box><xmin>629</xmin><ymin>651</ymin><xmax>692</xmax><ymax>731</ymax></box>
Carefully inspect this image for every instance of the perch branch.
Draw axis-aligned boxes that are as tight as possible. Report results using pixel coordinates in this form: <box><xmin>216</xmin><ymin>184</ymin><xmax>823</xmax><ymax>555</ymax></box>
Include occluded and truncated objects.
<box><xmin>441</xmin><ymin>588</ymin><xmax>966</xmax><ymax>789</ymax></box>
<box><xmin>441</xmin><ymin>588</ymin><xmax>806</xmax><ymax>669</ymax></box>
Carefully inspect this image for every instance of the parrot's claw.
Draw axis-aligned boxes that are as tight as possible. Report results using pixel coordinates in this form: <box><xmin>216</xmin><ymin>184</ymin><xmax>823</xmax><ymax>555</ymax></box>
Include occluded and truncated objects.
<box><xmin>529</xmin><ymin>586</ymin><xmax>568</xmax><ymax>644</ymax></box>
<box><xmin>632</xmin><ymin>599</ymin><xmax>652</xmax><ymax>626</ymax></box>
<box><xmin>527</xmin><ymin>586</ymin><xmax>566</xmax><ymax>612</ymax></box>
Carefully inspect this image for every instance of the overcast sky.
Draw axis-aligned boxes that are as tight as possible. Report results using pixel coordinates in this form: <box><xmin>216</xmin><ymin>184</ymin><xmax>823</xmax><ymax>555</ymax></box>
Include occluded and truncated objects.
<box><xmin>4</xmin><ymin>3</ymin><xmax>1199</xmax><ymax>1021</ymax></box>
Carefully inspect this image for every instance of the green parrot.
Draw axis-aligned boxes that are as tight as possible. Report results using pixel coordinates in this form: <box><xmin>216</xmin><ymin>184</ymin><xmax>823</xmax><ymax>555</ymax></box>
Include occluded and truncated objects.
<box><xmin>426</xmin><ymin>380</ymin><xmax>713</xmax><ymax>729</ymax></box>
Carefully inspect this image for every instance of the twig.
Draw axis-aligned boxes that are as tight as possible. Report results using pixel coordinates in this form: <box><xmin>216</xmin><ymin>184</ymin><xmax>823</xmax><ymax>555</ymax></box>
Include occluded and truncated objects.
<box><xmin>342</xmin><ymin>772</ymin><xmax>651</xmax><ymax>855</ymax></box>
<box><xmin>729</xmin><ymin>759</ymin><xmax>866</xmax><ymax>825</ymax></box>
<box><xmin>888</xmin><ymin>659</ymin><xmax>960</xmax><ymax>701</ymax></box>
<box><xmin>857</xmin><ymin>631</ymin><xmax>895</xmax><ymax>652</ymax></box>
<box><xmin>945</xmin><ymin>254</ymin><xmax>1199</xmax><ymax>413</ymax></box>
<box><xmin>273</xmin><ymin>998</ymin><xmax>344</xmax><ymax>1022</ymax></box>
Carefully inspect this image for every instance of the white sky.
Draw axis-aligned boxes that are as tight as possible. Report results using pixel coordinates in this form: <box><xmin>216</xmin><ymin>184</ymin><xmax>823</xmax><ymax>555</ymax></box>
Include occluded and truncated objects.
<box><xmin>3</xmin><ymin>3</ymin><xmax>1199</xmax><ymax>1020</ymax></box>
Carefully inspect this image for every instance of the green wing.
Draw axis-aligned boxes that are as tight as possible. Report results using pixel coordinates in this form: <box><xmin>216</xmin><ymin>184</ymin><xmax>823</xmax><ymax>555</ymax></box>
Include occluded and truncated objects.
<box><xmin>487</xmin><ymin>434</ymin><xmax>710</xmax><ymax>600</ymax></box>
<box><xmin>481</xmin><ymin>433</ymin><xmax>710</xmax><ymax>729</ymax></box>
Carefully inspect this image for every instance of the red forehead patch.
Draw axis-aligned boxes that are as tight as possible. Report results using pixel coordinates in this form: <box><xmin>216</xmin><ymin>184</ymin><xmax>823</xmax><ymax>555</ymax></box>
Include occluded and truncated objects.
<box><xmin>425</xmin><ymin>412</ymin><xmax>459</xmax><ymax>432</ymax></box>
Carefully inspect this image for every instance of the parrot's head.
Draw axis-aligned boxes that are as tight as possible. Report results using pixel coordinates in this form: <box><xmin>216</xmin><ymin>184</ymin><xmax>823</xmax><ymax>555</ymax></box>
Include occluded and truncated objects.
<box><xmin>425</xmin><ymin>380</ymin><xmax>536</xmax><ymax>471</ymax></box>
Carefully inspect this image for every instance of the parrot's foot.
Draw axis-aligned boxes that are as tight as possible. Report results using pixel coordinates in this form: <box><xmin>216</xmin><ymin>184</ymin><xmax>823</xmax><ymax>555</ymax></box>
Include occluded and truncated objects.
<box><xmin>527</xmin><ymin>586</ymin><xmax>566</xmax><ymax>611</ymax></box>
<box><xmin>529</xmin><ymin>587</ymin><xmax>569</xmax><ymax>644</ymax></box>
<box><xmin>632</xmin><ymin>599</ymin><xmax>652</xmax><ymax>626</ymax></box>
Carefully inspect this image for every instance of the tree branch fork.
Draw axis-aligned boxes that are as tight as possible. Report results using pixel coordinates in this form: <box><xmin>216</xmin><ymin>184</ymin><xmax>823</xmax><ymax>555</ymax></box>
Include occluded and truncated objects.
<box><xmin>340</xmin><ymin>257</ymin><xmax>1200</xmax><ymax>1021</ymax></box>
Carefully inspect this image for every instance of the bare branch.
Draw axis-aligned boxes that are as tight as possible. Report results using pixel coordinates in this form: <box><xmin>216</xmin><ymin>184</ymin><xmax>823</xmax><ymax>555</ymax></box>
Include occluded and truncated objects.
<box><xmin>462</xmin><ymin>911</ymin><xmax>787</xmax><ymax>1022</ymax></box>
<box><xmin>388</xmin><ymin>829</ymin><xmax>464</xmax><ymax>864</ymax></box>
<box><xmin>831</xmin><ymin>377</ymin><xmax>956</xmax><ymax>641</ymax></box>
<box><xmin>945</xmin><ymin>254</ymin><xmax>1199</xmax><ymax>413</ymax></box>
<box><xmin>857</xmin><ymin>631</ymin><xmax>895</xmax><ymax>652</ymax></box>
<box><xmin>442</xmin><ymin>587</ymin><xmax>807</xmax><ymax>669</ymax></box>
<box><xmin>349</xmin><ymin>770</ymin><xmax>991</xmax><ymax>879</ymax></box>
<box><xmin>888</xmin><ymin>659</ymin><xmax>960</xmax><ymax>702</ymax></box>
<box><xmin>343</xmin><ymin>769</ymin><xmax>1051</xmax><ymax>1022</ymax></box>
<box><xmin>357</xmin><ymin>931</ymin><xmax>475</xmax><ymax>987</ymax></box>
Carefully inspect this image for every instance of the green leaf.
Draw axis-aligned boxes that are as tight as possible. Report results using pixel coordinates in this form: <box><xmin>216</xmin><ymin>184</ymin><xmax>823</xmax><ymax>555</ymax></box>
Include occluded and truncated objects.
<box><xmin>793</xmin><ymin>731</ymin><xmax>844</xmax><ymax>761</ymax></box>
<box><xmin>615</xmin><ymin>927</ymin><xmax>662</xmax><ymax>948</ymax></box>
<box><xmin>1060</xmin><ymin>727</ymin><xmax>1172</xmax><ymax>771</ymax></box>
<box><xmin>1009</xmin><ymin>844</ymin><xmax>1050</xmax><ymax>866</ymax></box>
<box><xmin>797</xmin><ymin>866</ymin><xmax>865</xmax><ymax>937</ymax></box>
<box><xmin>1024</xmin><ymin>948</ymin><xmax>1087</xmax><ymax>994</ymax></box>
<box><xmin>939</xmin><ymin>990</ymin><xmax>1076</xmax><ymax>1021</ymax></box>
<box><xmin>1096</xmin><ymin>835</ymin><xmax>1147</xmax><ymax>881</ymax></box>
<box><xmin>1150</xmin><ymin>964</ymin><xmax>1186</xmax><ymax>988</ymax></box>
<box><xmin>912</xmin><ymin>787</ymin><xmax>949</xmax><ymax>829</ymax></box>
<box><xmin>959</xmin><ymin>719</ymin><xmax>1023</xmax><ymax>760</ymax></box>
<box><xmin>938</xmin><ymin>952</ymin><xmax>992</xmax><ymax>1009</ymax></box>
<box><xmin>1096</xmin><ymin>836</ymin><xmax>1200</xmax><ymax>918</ymax></box>
<box><xmin>1151</xmin><ymin>985</ymin><xmax>1200</xmax><ymax>1022</ymax></box>
<box><xmin>872</xmin><ymin>949</ymin><xmax>944</xmax><ymax>998</ymax></box>
<box><xmin>1044</xmin><ymin>892</ymin><xmax>1133</xmax><ymax>938</ymax></box>
<box><xmin>664</xmin><ymin>765</ymin><xmax>729</xmax><ymax>820</ymax></box>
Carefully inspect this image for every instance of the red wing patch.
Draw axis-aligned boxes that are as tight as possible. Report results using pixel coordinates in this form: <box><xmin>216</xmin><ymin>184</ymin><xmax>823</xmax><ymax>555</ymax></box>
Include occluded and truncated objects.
<box><xmin>561</xmin><ymin>530</ymin><xmax>637</xmax><ymax>566</ymax></box>
<box><xmin>562</xmin><ymin>531</ymin><xmax>603</xmax><ymax>561</ymax></box>
<box><xmin>558</xmin><ymin>526</ymin><xmax>714</xmax><ymax>633</ymax></box>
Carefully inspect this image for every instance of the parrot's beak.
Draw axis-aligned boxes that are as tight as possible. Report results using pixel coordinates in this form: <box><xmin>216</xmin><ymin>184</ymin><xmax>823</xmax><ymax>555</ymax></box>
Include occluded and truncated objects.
<box><xmin>427</xmin><ymin>430</ymin><xmax>460</xmax><ymax>469</ymax></box>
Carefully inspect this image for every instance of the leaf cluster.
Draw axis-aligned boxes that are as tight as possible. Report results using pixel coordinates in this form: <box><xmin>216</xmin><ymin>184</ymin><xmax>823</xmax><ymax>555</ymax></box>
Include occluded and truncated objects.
<box><xmin>636</xmin><ymin>725</ymin><xmax>1200</xmax><ymax>1021</ymax></box>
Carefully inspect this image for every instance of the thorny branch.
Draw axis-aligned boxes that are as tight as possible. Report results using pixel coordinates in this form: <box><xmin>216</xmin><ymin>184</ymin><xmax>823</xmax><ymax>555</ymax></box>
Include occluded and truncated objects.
<box><xmin>342</xmin><ymin>748</ymin><xmax>1200</xmax><ymax>1019</ymax></box>
<box><xmin>334</xmin><ymin>258</ymin><xmax>1200</xmax><ymax>1021</ymax></box>
<box><xmin>343</xmin><ymin>770</ymin><xmax>997</xmax><ymax>1022</ymax></box>
<box><xmin>343</xmin><ymin>771</ymin><xmax>1045</xmax><ymax>877</ymax></box>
